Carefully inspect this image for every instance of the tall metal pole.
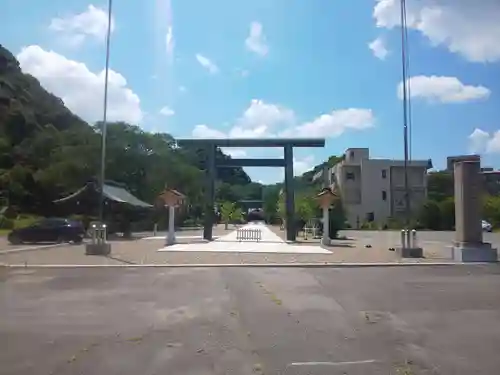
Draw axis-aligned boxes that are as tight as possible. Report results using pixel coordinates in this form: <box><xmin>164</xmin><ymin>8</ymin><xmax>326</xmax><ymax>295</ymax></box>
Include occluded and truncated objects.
<box><xmin>98</xmin><ymin>0</ymin><xmax>113</xmax><ymax>223</ymax></box>
<box><xmin>399</xmin><ymin>0</ymin><xmax>411</xmax><ymax>227</ymax></box>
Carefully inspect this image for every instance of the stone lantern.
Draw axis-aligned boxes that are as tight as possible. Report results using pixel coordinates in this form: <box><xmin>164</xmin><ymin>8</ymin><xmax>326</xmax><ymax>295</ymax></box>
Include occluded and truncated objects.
<box><xmin>158</xmin><ymin>187</ymin><xmax>185</xmax><ymax>246</ymax></box>
<box><xmin>316</xmin><ymin>187</ymin><xmax>338</xmax><ymax>246</ymax></box>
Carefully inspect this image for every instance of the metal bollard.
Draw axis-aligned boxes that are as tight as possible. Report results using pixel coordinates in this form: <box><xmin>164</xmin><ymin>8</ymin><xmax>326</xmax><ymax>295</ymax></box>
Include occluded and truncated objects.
<box><xmin>90</xmin><ymin>222</ymin><xmax>107</xmax><ymax>244</ymax></box>
<box><xmin>400</xmin><ymin>229</ymin><xmax>407</xmax><ymax>249</ymax></box>
<box><xmin>411</xmin><ymin>229</ymin><xmax>417</xmax><ymax>248</ymax></box>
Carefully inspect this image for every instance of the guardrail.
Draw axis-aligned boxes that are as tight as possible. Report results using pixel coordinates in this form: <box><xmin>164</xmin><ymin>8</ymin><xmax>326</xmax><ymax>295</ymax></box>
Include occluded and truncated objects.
<box><xmin>236</xmin><ymin>228</ymin><xmax>262</xmax><ymax>242</ymax></box>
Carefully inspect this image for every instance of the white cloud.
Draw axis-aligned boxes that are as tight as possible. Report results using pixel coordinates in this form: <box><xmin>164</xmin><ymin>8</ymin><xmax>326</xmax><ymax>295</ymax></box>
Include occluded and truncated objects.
<box><xmin>368</xmin><ymin>37</ymin><xmax>389</xmax><ymax>60</ymax></box>
<box><xmin>281</xmin><ymin>109</ymin><xmax>375</xmax><ymax>138</ymax></box>
<box><xmin>469</xmin><ymin>128</ymin><xmax>500</xmax><ymax>154</ymax></box>
<box><xmin>221</xmin><ymin>148</ymin><xmax>247</xmax><ymax>158</ymax></box>
<box><xmin>195</xmin><ymin>54</ymin><xmax>219</xmax><ymax>74</ymax></box>
<box><xmin>398</xmin><ymin>76</ymin><xmax>490</xmax><ymax>103</ymax></box>
<box><xmin>17</xmin><ymin>45</ymin><xmax>142</xmax><ymax>124</ymax></box>
<box><xmin>159</xmin><ymin>106</ymin><xmax>174</xmax><ymax>116</ymax></box>
<box><xmin>191</xmin><ymin>100</ymin><xmax>374</xmax><ymax>140</ymax></box>
<box><xmin>49</xmin><ymin>5</ymin><xmax>114</xmax><ymax>46</ymax></box>
<box><xmin>374</xmin><ymin>0</ymin><xmax>500</xmax><ymax>62</ymax></box>
<box><xmin>192</xmin><ymin>124</ymin><xmax>225</xmax><ymax>138</ymax></box>
<box><xmin>245</xmin><ymin>22</ymin><xmax>269</xmax><ymax>56</ymax></box>
<box><xmin>235</xmin><ymin>99</ymin><xmax>295</xmax><ymax>136</ymax></box>
<box><xmin>293</xmin><ymin>156</ymin><xmax>315</xmax><ymax>176</ymax></box>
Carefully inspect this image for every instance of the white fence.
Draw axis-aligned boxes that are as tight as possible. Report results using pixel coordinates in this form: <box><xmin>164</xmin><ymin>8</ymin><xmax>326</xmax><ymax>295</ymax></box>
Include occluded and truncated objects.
<box><xmin>236</xmin><ymin>228</ymin><xmax>262</xmax><ymax>242</ymax></box>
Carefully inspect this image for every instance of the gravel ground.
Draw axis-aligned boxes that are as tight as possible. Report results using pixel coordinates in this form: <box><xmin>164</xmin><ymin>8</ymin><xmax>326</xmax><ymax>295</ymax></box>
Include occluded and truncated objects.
<box><xmin>0</xmin><ymin>238</ymin><xmax>455</xmax><ymax>266</ymax></box>
<box><xmin>1</xmin><ymin>224</ymin><xmax>497</xmax><ymax>266</ymax></box>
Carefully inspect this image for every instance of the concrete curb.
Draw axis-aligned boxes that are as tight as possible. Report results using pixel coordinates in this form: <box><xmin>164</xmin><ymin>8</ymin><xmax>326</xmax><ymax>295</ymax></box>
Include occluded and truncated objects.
<box><xmin>4</xmin><ymin>262</ymin><xmax>496</xmax><ymax>269</ymax></box>
<box><xmin>0</xmin><ymin>243</ymin><xmax>69</xmax><ymax>255</ymax></box>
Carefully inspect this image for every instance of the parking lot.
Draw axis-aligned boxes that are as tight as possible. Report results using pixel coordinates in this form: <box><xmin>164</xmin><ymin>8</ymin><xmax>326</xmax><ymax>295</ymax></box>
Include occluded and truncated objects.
<box><xmin>2</xmin><ymin>265</ymin><xmax>500</xmax><ymax>374</ymax></box>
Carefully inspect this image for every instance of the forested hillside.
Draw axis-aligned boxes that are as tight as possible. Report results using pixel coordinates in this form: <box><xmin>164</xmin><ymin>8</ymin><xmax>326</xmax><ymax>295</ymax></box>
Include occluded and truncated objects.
<box><xmin>0</xmin><ymin>44</ymin><xmax>260</xmax><ymax>218</ymax></box>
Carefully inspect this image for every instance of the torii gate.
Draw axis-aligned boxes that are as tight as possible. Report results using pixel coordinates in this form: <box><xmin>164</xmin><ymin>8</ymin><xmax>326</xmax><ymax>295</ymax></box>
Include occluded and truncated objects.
<box><xmin>175</xmin><ymin>138</ymin><xmax>325</xmax><ymax>242</ymax></box>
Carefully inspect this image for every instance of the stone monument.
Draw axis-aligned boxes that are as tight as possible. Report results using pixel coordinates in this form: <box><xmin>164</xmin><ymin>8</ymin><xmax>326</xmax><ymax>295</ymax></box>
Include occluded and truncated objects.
<box><xmin>452</xmin><ymin>160</ymin><xmax>498</xmax><ymax>262</ymax></box>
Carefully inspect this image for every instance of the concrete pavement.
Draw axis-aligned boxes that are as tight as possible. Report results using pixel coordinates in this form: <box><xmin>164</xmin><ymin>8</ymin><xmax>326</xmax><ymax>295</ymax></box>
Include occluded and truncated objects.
<box><xmin>1</xmin><ymin>266</ymin><xmax>500</xmax><ymax>374</ymax></box>
<box><xmin>158</xmin><ymin>222</ymin><xmax>332</xmax><ymax>254</ymax></box>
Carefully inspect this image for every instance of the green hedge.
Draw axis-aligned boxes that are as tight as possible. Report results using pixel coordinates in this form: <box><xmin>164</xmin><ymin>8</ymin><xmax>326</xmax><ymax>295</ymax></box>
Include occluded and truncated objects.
<box><xmin>0</xmin><ymin>215</ymin><xmax>14</xmax><ymax>230</ymax></box>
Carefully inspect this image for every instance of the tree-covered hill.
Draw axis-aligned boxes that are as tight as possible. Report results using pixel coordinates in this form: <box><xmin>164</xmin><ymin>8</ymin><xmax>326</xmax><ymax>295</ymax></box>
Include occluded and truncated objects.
<box><xmin>0</xmin><ymin>44</ymin><xmax>256</xmax><ymax>217</ymax></box>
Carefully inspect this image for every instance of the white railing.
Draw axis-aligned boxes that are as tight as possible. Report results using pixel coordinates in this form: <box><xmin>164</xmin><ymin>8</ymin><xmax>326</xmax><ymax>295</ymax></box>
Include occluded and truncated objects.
<box><xmin>236</xmin><ymin>228</ymin><xmax>262</xmax><ymax>242</ymax></box>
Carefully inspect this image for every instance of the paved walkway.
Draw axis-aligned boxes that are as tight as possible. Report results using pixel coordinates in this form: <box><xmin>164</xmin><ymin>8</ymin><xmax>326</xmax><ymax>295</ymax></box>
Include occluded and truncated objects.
<box><xmin>157</xmin><ymin>223</ymin><xmax>332</xmax><ymax>254</ymax></box>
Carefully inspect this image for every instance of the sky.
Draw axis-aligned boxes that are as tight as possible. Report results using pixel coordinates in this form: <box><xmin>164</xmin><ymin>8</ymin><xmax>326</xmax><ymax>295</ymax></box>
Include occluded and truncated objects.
<box><xmin>2</xmin><ymin>0</ymin><xmax>500</xmax><ymax>184</ymax></box>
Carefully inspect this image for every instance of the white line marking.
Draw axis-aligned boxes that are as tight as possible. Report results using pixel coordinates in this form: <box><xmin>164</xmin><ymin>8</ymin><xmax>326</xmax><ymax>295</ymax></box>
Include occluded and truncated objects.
<box><xmin>141</xmin><ymin>235</ymin><xmax>212</xmax><ymax>240</ymax></box>
<box><xmin>0</xmin><ymin>243</ymin><xmax>67</xmax><ymax>254</ymax></box>
<box><xmin>288</xmin><ymin>360</ymin><xmax>378</xmax><ymax>367</ymax></box>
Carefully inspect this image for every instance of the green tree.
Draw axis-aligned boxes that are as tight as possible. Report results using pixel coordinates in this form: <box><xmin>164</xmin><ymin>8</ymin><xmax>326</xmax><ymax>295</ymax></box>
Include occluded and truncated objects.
<box><xmin>295</xmin><ymin>194</ymin><xmax>316</xmax><ymax>223</ymax></box>
<box><xmin>231</xmin><ymin>206</ymin><xmax>243</xmax><ymax>224</ymax></box>
<box><xmin>483</xmin><ymin>195</ymin><xmax>500</xmax><ymax>227</ymax></box>
<box><xmin>428</xmin><ymin>171</ymin><xmax>454</xmax><ymax>202</ymax></box>
<box><xmin>220</xmin><ymin>201</ymin><xmax>235</xmax><ymax>229</ymax></box>
<box><xmin>262</xmin><ymin>186</ymin><xmax>279</xmax><ymax>223</ymax></box>
<box><xmin>438</xmin><ymin>197</ymin><xmax>455</xmax><ymax>230</ymax></box>
<box><xmin>418</xmin><ymin>200</ymin><xmax>442</xmax><ymax>230</ymax></box>
<box><xmin>277</xmin><ymin>193</ymin><xmax>286</xmax><ymax>226</ymax></box>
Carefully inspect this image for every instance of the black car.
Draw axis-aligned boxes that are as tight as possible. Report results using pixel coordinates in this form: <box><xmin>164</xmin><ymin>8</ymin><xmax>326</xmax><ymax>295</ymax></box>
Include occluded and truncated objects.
<box><xmin>7</xmin><ymin>218</ymin><xmax>85</xmax><ymax>245</ymax></box>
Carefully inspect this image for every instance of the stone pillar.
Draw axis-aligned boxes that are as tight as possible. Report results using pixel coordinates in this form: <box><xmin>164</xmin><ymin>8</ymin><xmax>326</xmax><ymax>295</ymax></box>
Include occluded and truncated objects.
<box><xmin>322</xmin><ymin>206</ymin><xmax>330</xmax><ymax>245</ymax></box>
<box><xmin>452</xmin><ymin>161</ymin><xmax>497</xmax><ymax>262</ymax></box>
<box><xmin>454</xmin><ymin>161</ymin><xmax>482</xmax><ymax>244</ymax></box>
<box><xmin>284</xmin><ymin>145</ymin><xmax>295</xmax><ymax>242</ymax></box>
<box><xmin>203</xmin><ymin>144</ymin><xmax>216</xmax><ymax>241</ymax></box>
<box><xmin>166</xmin><ymin>205</ymin><xmax>176</xmax><ymax>246</ymax></box>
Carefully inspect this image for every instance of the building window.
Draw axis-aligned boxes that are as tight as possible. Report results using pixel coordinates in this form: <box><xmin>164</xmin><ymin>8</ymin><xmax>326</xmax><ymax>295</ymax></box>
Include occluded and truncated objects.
<box><xmin>349</xmin><ymin>150</ymin><xmax>355</xmax><ymax>159</ymax></box>
<box><xmin>382</xmin><ymin>190</ymin><xmax>387</xmax><ymax>201</ymax></box>
<box><xmin>346</xmin><ymin>172</ymin><xmax>355</xmax><ymax>180</ymax></box>
<box><xmin>381</xmin><ymin>169</ymin><xmax>387</xmax><ymax>179</ymax></box>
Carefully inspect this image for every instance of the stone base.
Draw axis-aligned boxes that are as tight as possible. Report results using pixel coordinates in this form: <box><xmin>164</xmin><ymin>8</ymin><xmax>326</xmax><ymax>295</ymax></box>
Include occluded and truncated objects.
<box><xmin>0</xmin><ymin>263</ymin><xmax>8</xmax><ymax>281</ymax></box>
<box><xmin>396</xmin><ymin>246</ymin><xmax>424</xmax><ymax>258</ymax></box>
<box><xmin>452</xmin><ymin>242</ymin><xmax>498</xmax><ymax>262</ymax></box>
<box><xmin>85</xmin><ymin>243</ymin><xmax>111</xmax><ymax>256</ymax></box>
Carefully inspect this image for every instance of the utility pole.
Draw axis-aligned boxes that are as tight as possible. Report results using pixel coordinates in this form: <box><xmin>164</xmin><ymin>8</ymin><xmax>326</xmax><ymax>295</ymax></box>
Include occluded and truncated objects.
<box><xmin>399</xmin><ymin>0</ymin><xmax>411</xmax><ymax>228</ymax></box>
<box><xmin>98</xmin><ymin>0</ymin><xmax>113</xmax><ymax>223</ymax></box>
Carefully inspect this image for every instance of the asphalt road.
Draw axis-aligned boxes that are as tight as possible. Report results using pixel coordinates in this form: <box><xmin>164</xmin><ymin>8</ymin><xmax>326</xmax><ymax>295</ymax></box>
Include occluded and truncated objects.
<box><xmin>2</xmin><ymin>265</ymin><xmax>500</xmax><ymax>374</ymax></box>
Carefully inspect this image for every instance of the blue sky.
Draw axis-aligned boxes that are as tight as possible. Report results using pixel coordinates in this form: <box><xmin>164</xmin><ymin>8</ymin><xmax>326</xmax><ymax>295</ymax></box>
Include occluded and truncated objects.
<box><xmin>3</xmin><ymin>0</ymin><xmax>500</xmax><ymax>183</ymax></box>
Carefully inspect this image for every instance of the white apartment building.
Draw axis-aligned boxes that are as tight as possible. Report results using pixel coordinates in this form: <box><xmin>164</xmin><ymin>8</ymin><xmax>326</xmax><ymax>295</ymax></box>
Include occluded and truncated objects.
<box><xmin>327</xmin><ymin>148</ymin><xmax>432</xmax><ymax>228</ymax></box>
